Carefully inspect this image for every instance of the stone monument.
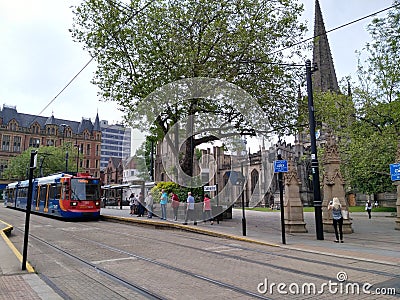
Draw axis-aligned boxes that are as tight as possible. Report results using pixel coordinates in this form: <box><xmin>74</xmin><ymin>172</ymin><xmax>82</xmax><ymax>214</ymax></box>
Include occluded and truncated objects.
<box><xmin>322</xmin><ymin>132</ymin><xmax>353</xmax><ymax>233</ymax></box>
<box><xmin>284</xmin><ymin>157</ymin><xmax>307</xmax><ymax>233</ymax></box>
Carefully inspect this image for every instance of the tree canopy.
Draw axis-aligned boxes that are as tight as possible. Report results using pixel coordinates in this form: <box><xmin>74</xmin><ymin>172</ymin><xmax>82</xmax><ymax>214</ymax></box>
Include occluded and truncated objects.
<box><xmin>71</xmin><ymin>0</ymin><xmax>308</xmax><ymax>181</ymax></box>
<box><xmin>347</xmin><ymin>5</ymin><xmax>400</xmax><ymax>193</ymax></box>
<box><xmin>3</xmin><ymin>145</ymin><xmax>80</xmax><ymax>180</ymax></box>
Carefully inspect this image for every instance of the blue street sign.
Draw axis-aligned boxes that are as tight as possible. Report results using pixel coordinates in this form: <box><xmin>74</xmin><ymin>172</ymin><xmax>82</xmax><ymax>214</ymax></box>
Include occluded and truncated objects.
<box><xmin>274</xmin><ymin>160</ymin><xmax>288</xmax><ymax>173</ymax></box>
<box><xmin>390</xmin><ymin>163</ymin><xmax>400</xmax><ymax>181</ymax></box>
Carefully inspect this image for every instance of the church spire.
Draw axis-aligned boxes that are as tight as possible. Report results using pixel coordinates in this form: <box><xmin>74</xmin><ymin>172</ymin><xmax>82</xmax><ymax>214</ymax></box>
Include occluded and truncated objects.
<box><xmin>312</xmin><ymin>0</ymin><xmax>340</xmax><ymax>93</ymax></box>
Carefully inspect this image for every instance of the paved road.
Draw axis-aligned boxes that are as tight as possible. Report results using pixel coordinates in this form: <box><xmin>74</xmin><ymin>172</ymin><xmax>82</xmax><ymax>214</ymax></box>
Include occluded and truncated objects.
<box><xmin>1</xmin><ymin>205</ymin><xmax>399</xmax><ymax>299</ymax></box>
<box><xmin>102</xmin><ymin>206</ymin><xmax>400</xmax><ymax>265</ymax></box>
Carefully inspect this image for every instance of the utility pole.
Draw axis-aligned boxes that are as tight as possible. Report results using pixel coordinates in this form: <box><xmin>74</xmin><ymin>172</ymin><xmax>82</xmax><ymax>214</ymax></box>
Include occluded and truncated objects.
<box><xmin>241</xmin><ymin>161</ymin><xmax>246</xmax><ymax>236</ymax></box>
<box><xmin>22</xmin><ymin>150</ymin><xmax>37</xmax><ymax>270</ymax></box>
<box><xmin>305</xmin><ymin>59</ymin><xmax>324</xmax><ymax>240</ymax></box>
<box><xmin>60</xmin><ymin>124</ymin><xmax>68</xmax><ymax>173</ymax></box>
<box><xmin>277</xmin><ymin>152</ymin><xmax>286</xmax><ymax>244</ymax></box>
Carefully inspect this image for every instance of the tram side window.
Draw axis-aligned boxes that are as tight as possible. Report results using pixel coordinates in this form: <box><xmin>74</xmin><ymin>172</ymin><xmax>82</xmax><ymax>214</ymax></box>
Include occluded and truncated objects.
<box><xmin>48</xmin><ymin>184</ymin><xmax>59</xmax><ymax>200</ymax></box>
<box><xmin>17</xmin><ymin>187</ymin><xmax>28</xmax><ymax>198</ymax></box>
<box><xmin>7</xmin><ymin>189</ymin><xmax>15</xmax><ymax>201</ymax></box>
<box><xmin>48</xmin><ymin>185</ymin><xmax>55</xmax><ymax>199</ymax></box>
<box><xmin>56</xmin><ymin>184</ymin><xmax>62</xmax><ymax>199</ymax></box>
<box><xmin>40</xmin><ymin>185</ymin><xmax>47</xmax><ymax>201</ymax></box>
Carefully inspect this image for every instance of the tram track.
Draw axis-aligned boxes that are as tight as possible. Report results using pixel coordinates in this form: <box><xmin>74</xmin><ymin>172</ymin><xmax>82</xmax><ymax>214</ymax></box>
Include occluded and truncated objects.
<box><xmin>14</xmin><ymin>227</ymin><xmax>165</xmax><ymax>300</ymax></box>
<box><xmin>12</xmin><ymin>225</ymin><xmax>273</xmax><ymax>299</ymax></box>
<box><xmin>11</xmin><ymin>212</ymin><xmax>400</xmax><ymax>281</ymax></box>
<box><xmin>3</xmin><ymin>209</ymin><xmax>398</xmax><ymax>299</ymax></box>
<box><xmin>76</xmin><ymin>220</ymin><xmax>400</xmax><ymax>278</ymax></box>
<box><xmin>14</xmin><ymin>218</ymin><xmax>399</xmax><ymax>293</ymax></box>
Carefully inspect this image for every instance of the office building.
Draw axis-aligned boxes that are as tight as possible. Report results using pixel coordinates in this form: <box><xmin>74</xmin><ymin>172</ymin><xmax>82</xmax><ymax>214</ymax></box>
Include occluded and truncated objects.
<box><xmin>99</xmin><ymin>120</ymin><xmax>131</xmax><ymax>170</ymax></box>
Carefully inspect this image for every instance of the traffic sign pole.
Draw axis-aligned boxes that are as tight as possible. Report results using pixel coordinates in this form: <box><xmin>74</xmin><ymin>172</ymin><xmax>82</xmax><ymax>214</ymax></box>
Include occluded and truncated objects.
<box><xmin>277</xmin><ymin>154</ymin><xmax>286</xmax><ymax>245</ymax></box>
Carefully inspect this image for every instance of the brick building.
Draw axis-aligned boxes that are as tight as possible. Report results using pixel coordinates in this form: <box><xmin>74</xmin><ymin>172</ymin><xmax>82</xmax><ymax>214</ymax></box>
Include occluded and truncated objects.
<box><xmin>0</xmin><ymin>104</ymin><xmax>102</xmax><ymax>180</ymax></box>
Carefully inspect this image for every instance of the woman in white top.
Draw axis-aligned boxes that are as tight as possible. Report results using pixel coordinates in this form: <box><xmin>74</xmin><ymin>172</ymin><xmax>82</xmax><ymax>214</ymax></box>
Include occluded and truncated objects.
<box><xmin>365</xmin><ymin>201</ymin><xmax>372</xmax><ymax>219</ymax></box>
<box><xmin>327</xmin><ymin>197</ymin><xmax>344</xmax><ymax>243</ymax></box>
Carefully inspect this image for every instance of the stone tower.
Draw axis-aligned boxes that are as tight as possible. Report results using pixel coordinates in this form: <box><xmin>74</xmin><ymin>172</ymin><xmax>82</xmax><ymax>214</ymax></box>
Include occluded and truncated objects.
<box><xmin>295</xmin><ymin>0</ymin><xmax>343</xmax><ymax>206</ymax></box>
<box><xmin>312</xmin><ymin>0</ymin><xmax>340</xmax><ymax>93</ymax></box>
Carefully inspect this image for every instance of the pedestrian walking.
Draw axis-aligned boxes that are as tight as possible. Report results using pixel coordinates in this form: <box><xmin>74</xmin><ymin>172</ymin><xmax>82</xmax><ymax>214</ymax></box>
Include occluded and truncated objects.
<box><xmin>145</xmin><ymin>191</ymin><xmax>154</xmax><ymax>218</ymax></box>
<box><xmin>328</xmin><ymin>197</ymin><xmax>344</xmax><ymax>243</ymax></box>
<box><xmin>170</xmin><ymin>192</ymin><xmax>180</xmax><ymax>221</ymax></box>
<box><xmin>184</xmin><ymin>192</ymin><xmax>196</xmax><ymax>225</ymax></box>
<box><xmin>160</xmin><ymin>189</ymin><xmax>168</xmax><ymax>220</ymax></box>
<box><xmin>137</xmin><ymin>192</ymin><xmax>145</xmax><ymax>217</ymax></box>
<box><xmin>133</xmin><ymin>194</ymin><xmax>140</xmax><ymax>215</ymax></box>
<box><xmin>203</xmin><ymin>194</ymin><xmax>213</xmax><ymax>225</ymax></box>
<box><xmin>129</xmin><ymin>193</ymin><xmax>135</xmax><ymax>215</ymax></box>
<box><xmin>365</xmin><ymin>200</ymin><xmax>372</xmax><ymax>219</ymax></box>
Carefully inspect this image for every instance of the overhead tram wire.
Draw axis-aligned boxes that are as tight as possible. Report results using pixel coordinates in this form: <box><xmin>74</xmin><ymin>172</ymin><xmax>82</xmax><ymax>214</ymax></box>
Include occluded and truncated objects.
<box><xmin>36</xmin><ymin>58</ymin><xmax>94</xmax><ymax>118</ymax></box>
<box><xmin>34</xmin><ymin>1</ymin><xmax>400</xmax><ymax>122</ymax></box>
<box><xmin>266</xmin><ymin>2</ymin><xmax>400</xmax><ymax>58</ymax></box>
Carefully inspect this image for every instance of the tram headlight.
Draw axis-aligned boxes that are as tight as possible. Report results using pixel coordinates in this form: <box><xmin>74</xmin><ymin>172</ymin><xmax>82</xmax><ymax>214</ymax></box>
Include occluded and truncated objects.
<box><xmin>95</xmin><ymin>201</ymin><xmax>100</xmax><ymax>206</ymax></box>
<box><xmin>71</xmin><ymin>201</ymin><xmax>78</xmax><ymax>206</ymax></box>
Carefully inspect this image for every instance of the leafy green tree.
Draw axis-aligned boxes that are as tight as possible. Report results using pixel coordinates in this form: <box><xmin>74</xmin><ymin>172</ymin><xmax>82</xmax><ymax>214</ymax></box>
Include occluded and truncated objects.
<box><xmin>151</xmin><ymin>181</ymin><xmax>203</xmax><ymax>203</ymax></box>
<box><xmin>134</xmin><ymin>136</ymin><xmax>157</xmax><ymax>181</ymax></box>
<box><xmin>71</xmin><ymin>0</ymin><xmax>307</xmax><ymax>178</ymax></box>
<box><xmin>346</xmin><ymin>6</ymin><xmax>400</xmax><ymax>194</ymax></box>
<box><xmin>3</xmin><ymin>146</ymin><xmax>80</xmax><ymax>180</ymax></box>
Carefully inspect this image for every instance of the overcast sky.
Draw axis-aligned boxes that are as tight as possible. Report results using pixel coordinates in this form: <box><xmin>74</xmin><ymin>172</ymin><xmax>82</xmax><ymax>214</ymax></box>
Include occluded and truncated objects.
<box><xmin>0</xmin><ymin>0</ymin><xmax>394</xmax><ymax>126</ymax></box>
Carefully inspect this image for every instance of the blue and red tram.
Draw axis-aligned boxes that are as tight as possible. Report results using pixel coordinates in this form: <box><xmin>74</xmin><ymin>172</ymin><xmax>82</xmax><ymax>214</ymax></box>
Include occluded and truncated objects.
<box><xmin>5</xmin><ymin>172</ymin><xmax>101</xmax><ymax>219</ymax></box>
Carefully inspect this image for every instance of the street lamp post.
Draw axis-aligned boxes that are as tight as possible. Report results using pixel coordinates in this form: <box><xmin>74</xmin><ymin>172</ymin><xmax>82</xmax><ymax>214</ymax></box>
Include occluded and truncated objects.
<box><xmin>60</xmin><ymin>124</ymin><xmax>68</xmax><ymax>173</ymax></box>
<box><xmin>277</xmin><ymin>152</ymin><xmax>286</xmax><ymax>244</ymax></box>
<box><xmin>240</xmin><ymin>161</ymin><xmax>246</xmax><ymax>236</ymax></box>
<box><xmin>305</xmin><ymin>59</ymin><xmax>324</xmax><ymax>240</ymax></box>
<box><xmin>22</xmin><ymin>150</ymin><xmax>37</xmax><ymax>270</ymax></box>
<box><xmin>75</xmin><ymin>144</ymin><xmax>80</xmax><ymax>173</ymax></box>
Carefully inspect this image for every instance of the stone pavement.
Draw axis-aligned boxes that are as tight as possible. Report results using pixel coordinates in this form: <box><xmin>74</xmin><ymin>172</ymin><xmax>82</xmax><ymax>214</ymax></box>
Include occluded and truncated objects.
<box><xmin>0</xmin><ymin>218</ymin><xmax>62</xmax><ymax>300</ymax></box>
<box><xmin>101</xmin><ymin>207</ymin><xmax>400</xmax><ymax>266</ymax></box>
<box><xmin>0</xmin><ymin>206</ymin><xmax>398</xmax><ymax>299</ymax></box>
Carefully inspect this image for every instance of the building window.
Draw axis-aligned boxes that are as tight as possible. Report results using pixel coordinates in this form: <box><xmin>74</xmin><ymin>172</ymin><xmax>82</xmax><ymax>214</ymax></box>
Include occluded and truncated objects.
<box><xmin>0</xmin><ymin>159</ymin><xmax>8</xmax><ymax>177</ymax></box>
<box><xmin>34</xmin><ymin>125</ymin><xmax>40</xmax><ymax>134</ymax></box>
<box><xmin>13</xmin><ymin>136</ymin><xmax>21</xmax><ymax>152</ymax></box>
<box><xmin>47</xmin><ymin>139</ymin><xmax>54</xmax><ymax>146</ymax></box>
<box><xmin>29</xmin><ymin>138</ymin><xmax>40</xmax><ymax>148</ymax></box>
<box><xmin>87</xmin><ymin>144</ymin><xmax>90</xmax><ymax>156</ymax></box>
<box><xmin>86</xmin><ymin>159</ymin><xmax>90</xmax><ymax>168</ymax></box>
<box><xmin>2</xmin><ymin>135</ymin><xmax>10</xmax><ymax>151</ymax></box>
<box><xmin>9</xmin><ymin>121</ymin><xmax>18</xmax><ymax>131</ymax></box>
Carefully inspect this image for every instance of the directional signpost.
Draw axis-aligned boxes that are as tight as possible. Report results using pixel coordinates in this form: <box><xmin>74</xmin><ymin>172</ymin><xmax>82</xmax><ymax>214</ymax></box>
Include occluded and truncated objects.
<box><xmin>274</xmin><ymin>157</ymin><xmax>288</xmax><ymax>244</ymax></box>
<box><xmin>274</xmin><ymin>160</ymin><xmax>288</xmax><ymax>173</ymax></box>
<box><xmin>203</xmin><ymin>185</ymin><xmax>217</xmax><ymax>192</ymax></box>
<box><xmin>390</xmin><ymin>163</ymin><xmax>400</xmax><ymax>181</ymax></box>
